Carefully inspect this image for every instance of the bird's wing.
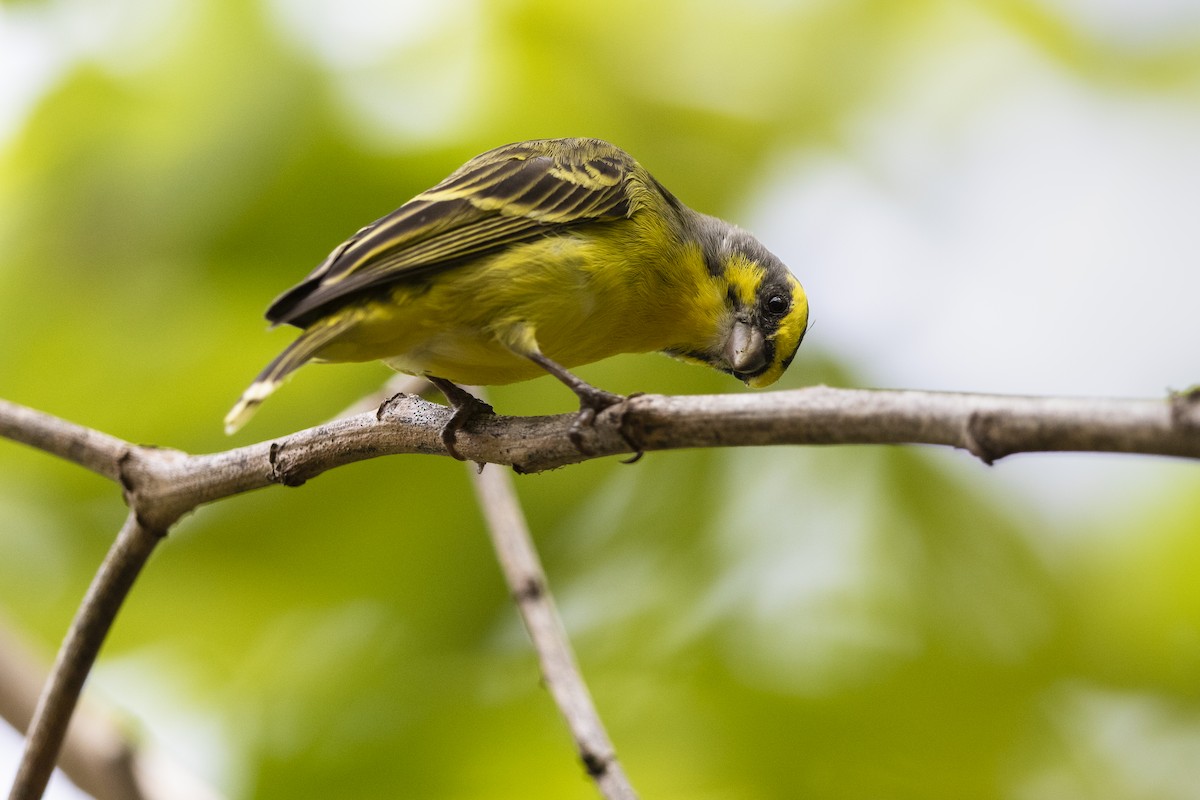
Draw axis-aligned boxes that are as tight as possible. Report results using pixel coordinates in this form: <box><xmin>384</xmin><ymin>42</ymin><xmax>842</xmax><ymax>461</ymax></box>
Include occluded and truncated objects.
<box><xmin>267</xmin><ymin>138</ymin><xmax>642</xmax><ymax>326</ymax></box>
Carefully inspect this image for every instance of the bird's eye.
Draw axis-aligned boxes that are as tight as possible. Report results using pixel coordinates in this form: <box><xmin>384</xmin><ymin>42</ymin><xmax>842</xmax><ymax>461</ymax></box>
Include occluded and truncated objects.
<box><xmin>766</xmin><ymin>294</ymin><xmax>789</xmax><ymax>315</ymax></box>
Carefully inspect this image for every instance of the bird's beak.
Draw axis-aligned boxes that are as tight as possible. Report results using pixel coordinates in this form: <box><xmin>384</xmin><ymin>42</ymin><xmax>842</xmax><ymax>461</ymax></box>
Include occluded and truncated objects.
<box><xmin>725</xmin><ymin>319</ymin><xmax>766</xmax><ymax>378</ymax></box>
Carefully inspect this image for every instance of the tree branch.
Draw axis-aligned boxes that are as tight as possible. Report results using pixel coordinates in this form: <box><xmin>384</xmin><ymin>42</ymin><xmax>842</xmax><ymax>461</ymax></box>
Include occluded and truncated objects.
<box><xmin>8</xmin><ymin>514</ymin><xmax>164</xmax><ymax>800</ymax></box>
<box><xmin>2</xmin><ymin>384</ymin><xmax>1197</xmax><ymax>799</ymax></box>
<box><xmin>5</xmin><ymin>387</ymin><xmax>1197</xmax><ymax>510</ymax></box>
<box><xmin>611</xmin><ymin>387</ymin><xmax>1200</xmax><ymax>466</ymax></box>
<box><xmin>470</xmin><ymin>445</ymin><xmax>637</xmax><ymax>800</ymax></box>
<box><xmin>0</xmin><ymin>402</ymin><xmax>129</xmax><ymax>483</ymax></box>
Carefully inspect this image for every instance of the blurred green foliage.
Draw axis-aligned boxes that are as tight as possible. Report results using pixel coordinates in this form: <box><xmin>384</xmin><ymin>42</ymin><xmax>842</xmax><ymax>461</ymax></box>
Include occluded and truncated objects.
<box><xmin>2</xmin><ymin>1</ymin><xmax>1199</xmax><ymax>798</ymax></box>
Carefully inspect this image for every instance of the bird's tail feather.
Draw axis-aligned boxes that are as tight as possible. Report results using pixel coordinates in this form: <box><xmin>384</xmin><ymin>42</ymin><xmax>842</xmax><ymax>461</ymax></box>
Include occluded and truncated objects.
<box><xmin>224</xmin><ymin>317</ymin><xmax>355</xmax><ymax>434</ymax></box>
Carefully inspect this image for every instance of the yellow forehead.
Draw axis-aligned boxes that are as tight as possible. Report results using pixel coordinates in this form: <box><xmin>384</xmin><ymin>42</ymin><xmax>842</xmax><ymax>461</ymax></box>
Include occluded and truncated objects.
<box><xmin>724</xmin><ymin>254</ymin><xmax>766</xmax><ymax>306</ymax></box>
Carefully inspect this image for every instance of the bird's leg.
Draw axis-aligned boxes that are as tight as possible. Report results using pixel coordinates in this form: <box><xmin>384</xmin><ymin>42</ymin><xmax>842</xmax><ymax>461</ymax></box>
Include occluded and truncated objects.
<box><xmin>426</xmin><ymin>376</ymin><xmax>494</xmax><ymax>460</ymax></box>
<box><xmin>523</xmin><ymin>352</ymin><xmax>641</xmax><ymax>457</ymax></box>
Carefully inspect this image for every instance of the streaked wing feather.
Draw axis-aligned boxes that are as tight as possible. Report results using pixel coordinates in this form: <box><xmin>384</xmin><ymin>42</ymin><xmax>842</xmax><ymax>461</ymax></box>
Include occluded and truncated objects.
<box><xmin>267</xmin><ymin>139</ymin><xmax>638</xmax><ymax>326</ymax></box>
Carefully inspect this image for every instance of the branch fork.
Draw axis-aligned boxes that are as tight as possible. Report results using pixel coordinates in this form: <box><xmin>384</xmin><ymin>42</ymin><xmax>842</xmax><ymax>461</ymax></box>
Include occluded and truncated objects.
<box><xmin>1</xmin><ymin>383</ymin><xmax>1197</xmax><ymax>800</ymax></box>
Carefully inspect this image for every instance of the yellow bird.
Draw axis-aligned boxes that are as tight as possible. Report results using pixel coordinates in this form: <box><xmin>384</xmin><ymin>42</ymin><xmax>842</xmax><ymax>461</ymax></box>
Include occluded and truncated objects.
<box><xmin>226</xmin><ymin>138</ymin><xmax>809</xmax><ymax>456</ymax></box>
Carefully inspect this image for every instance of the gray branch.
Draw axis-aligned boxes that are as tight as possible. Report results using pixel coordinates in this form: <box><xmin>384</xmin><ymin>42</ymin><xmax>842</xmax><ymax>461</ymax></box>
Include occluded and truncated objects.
<box><xmin>470</xmin><ymin>450</ymin><xmax>637</xmax><ymax>799</ymax></box>
<box><xmin>1</xmin><ymin>384</ymin><xmax>1198</xmax><ymax>800</ymax></box>
<box><xmin>8</xmin><ymin>514</ymin><xmax>162</xmax><ymax>800</ymax></box>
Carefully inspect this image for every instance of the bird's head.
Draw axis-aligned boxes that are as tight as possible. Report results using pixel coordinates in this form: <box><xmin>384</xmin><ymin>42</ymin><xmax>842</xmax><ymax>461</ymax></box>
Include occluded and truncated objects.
<box><xmin>689</xmin><ymin>215</ymin><xmax>809</xmax><ymax>388</ymax></box>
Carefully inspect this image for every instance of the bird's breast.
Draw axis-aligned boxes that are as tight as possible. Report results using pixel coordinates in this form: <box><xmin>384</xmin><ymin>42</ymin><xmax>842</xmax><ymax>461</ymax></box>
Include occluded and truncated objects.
<box><xmin>315</xmin><ymin>221</ymin><xmax>722</xmax><ymax>385</ymax></box>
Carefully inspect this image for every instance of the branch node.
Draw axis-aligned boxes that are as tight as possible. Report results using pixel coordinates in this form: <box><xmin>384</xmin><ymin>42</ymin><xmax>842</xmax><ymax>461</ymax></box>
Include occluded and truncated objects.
<box><xmin>376</xmin><ymin>391</ymin><xmax>408</xmax><ymax>421</ymax></box>
<box><xmin>581</xmin><ymin>749</ymin><xmax>612</xmax><ymax>778</ymax></box>
<box><xmin>131</xmin><ymin>513</ymin><xmax>169</xmax><ymax>539</ymax></box>
<box><xmin>514</xmin><ymin>577</ymin><xmax>544</xmax><ymax>603</ymax></box>
<box><xmin>268</xmin><ymin>441</ymin><xmax>282</xmax><ymax>482</ymax></box>
<box><xmin>1169</xmin><ymin>385</ymin><xmax>1200</xmax><ymax>430</ymax></box>
<box><xmin>111</xmin><ymin>446</ymin><xmax>190</xmax><ymax>533</ymax></box>
<box><xmin>963</xmin><ymin>411</ymin><xmax>1001</xmax><ymax>466</ymax></box>
<box><xmin>116</xmin><ymin>449</ymin><xmax>136</xmax><ymax>499</ymax></box>
<box><xmin>117</xmin><ymin>449</ymin><xmax>160</xmax><ymax>535</ymax></box>
<box><xmin>269</xmin><ymin>441</ymin><xmax>306</xmax><ymax>487</ymax></box>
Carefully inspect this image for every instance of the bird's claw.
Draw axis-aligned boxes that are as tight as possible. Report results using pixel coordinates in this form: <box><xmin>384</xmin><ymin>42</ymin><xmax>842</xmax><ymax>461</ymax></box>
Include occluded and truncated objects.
<box><xmin>439</xmin><ymin>398</ymin><xmax>494</xmax><ymax>460</ymax></box>
<box><xmin>617</xmin><ymin>392</ymin><xmax>645</xmax><ymax>463</ymax></box>
<box><xmin>429</xmin><ymin>378</ymin><xmax>494</xmax><ymax>461</ymax></box>
<box><xmin>568</xmin><ymin>388</ymin><xmax>644</xmax><ymax>461</ymax></box>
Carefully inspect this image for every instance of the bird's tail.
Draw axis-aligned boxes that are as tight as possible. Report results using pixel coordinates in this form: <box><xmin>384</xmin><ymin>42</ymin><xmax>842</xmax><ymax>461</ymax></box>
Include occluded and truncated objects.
<box><xmin>224</xmin><ymin>317</ymin><xmax>355</xmax><ymax>435</ymax></box>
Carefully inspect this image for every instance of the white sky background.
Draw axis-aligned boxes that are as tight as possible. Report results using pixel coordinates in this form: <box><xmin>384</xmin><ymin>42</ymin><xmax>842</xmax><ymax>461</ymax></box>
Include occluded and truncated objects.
<box><xmin>758</xmin><ymin>32</ymin><xmax>1200</xmax><ymax>399</ymax></box>
<box><xmin>748</xmin><ymin>8</ymin><xmax>1200</xmax><ymax>516</ymax></box>
<box><xmin>3</xmin><ymin>0</ymin><xmax>1200</xmax><ymax>796</ymax></box>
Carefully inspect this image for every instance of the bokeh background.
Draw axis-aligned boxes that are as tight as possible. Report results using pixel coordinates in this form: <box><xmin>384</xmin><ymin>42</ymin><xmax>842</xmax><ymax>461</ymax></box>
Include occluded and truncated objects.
<box><xmin>2</xmin><ymin>0</ymin><xmax>1200</xmax><ymax>798</ymax></box>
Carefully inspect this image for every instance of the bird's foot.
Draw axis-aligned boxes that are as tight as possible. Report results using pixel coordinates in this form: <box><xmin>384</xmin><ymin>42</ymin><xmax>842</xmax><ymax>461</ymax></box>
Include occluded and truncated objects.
<box><xmin>519</xmin><ymin>352</ymin><xmax>644</xmax><ymax>461</ymax></box>
<box><xmin>428</xmin><ymin>378</ymin><xmax>494</xmax><ymax>461</ymax></box>
<box><xmin>569</xmin><ymin>386</ymin><xmax>644</xmax><ymax>461</ymax></box>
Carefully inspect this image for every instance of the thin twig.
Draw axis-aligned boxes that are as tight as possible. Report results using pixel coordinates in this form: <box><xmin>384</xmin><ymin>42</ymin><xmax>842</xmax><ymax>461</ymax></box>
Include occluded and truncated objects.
<box><xmin>8</xmin><ymin>513</ymin><xmax>164</xmax><ymax>800</ymax></box>
<box><xmin>469</xmin><ymin>461</ymin><xmax>638</xmax><ymax>800</ymax></box>
<box><xmin>0</xmin><ymin>401</ymin><xmax>129</xmax><ymax>482</ymax></box>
